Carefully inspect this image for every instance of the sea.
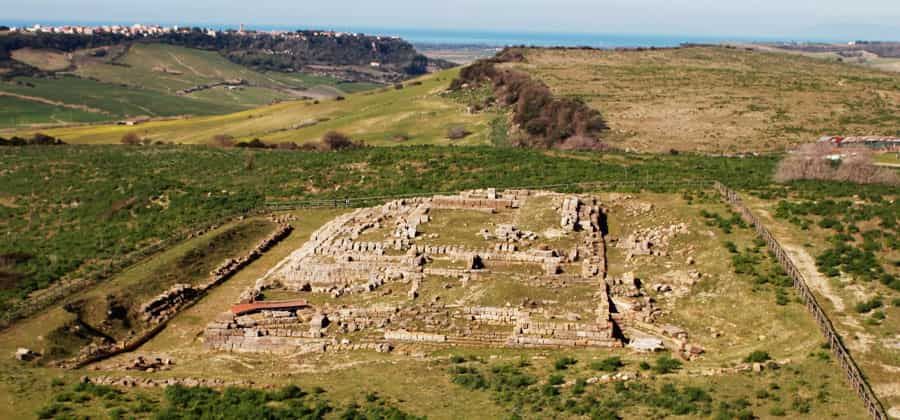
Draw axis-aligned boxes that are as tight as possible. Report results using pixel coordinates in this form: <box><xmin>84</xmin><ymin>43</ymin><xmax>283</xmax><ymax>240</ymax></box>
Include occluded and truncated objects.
<box><xmin>2</xmin><ymin>19</ymin><xmax>851</xmax><ymax>48</ymax></box>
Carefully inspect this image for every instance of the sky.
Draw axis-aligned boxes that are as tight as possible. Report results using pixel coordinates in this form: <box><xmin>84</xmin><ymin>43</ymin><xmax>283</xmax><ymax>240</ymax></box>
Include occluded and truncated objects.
<box><xmin>2</xmin><ymin>0</ymin><xmax>899</xmax><ymax>40</ymax></box>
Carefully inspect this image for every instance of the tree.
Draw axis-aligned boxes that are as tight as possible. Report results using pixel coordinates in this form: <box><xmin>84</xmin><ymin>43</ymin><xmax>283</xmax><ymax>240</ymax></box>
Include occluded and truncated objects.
<box><xmin>321</xmin><ymin>131</ymin><xmax>357</xmax><ymax>151</ymax></box>
<box><xmin>120</xmin><ymin>133</ymin><xmax>141</xmax><ymax>145</ymax></box>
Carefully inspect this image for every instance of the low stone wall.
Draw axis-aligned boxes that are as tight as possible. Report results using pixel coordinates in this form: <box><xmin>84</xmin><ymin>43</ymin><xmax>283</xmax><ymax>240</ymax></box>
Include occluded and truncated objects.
<box><xmin>66</xmin><ymin>223</ymin><xmax>294</xmax><ymax>368</ymax></box>
<box><xmin>384</xmin><ymin>329</ymin><xmax>447</xmax><ymax>343</ymax></box>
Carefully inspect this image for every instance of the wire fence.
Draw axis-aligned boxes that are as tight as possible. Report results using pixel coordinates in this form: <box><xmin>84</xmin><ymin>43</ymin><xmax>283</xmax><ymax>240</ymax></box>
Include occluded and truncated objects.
<box><xmin>714</xmin><ymin>182</ymin><xmax>887</xmax><ymax>420</ymax></box>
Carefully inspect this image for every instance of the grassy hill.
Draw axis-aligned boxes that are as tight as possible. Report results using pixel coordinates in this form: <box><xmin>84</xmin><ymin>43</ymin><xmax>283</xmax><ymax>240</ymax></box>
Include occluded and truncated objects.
<box><xmin>7</xmin><ymin>68</ymin><xmax>498</xmax><ymax>146</ymax></box>
<box><xmin>0</xmin><ymin>43</ymin><xmax>382</xmax><ymax>129</ymax></box>
<box><xmin>12</xmin><ymin>45</ymin><xmax>900</xmax><ymax>151</ymax></box>
<box><xmin>508</xmin><ymin>46</ymin><xmax>900</xmax><ymax>153</ymax></box>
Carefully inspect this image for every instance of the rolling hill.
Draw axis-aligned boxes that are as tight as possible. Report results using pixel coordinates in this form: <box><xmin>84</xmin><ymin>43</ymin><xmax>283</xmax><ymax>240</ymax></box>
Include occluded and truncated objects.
<box><xmin>506</xmin><ymin>46</ymin><xmax>900</xmax><ymax>153</ymax></box>
<box><xmin>10</xmin><ymin>45</ymin><xmax>899</xmax><ymax>153</ymax></box>
<box><xmin>0</xmin><ymin>43</ymin><xmax>383</xmax><ymax>129</ymax></box>
<box><xmin>7</xmin><ymin>68</ymin><xmax>499</xmax><ymax>146</ymax></box>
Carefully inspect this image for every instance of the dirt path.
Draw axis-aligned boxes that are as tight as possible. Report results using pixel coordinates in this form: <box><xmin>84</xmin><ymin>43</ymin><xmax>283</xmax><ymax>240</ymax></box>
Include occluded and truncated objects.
<box><xmin>782</xmin><ymin>243</ymin><xmax>847</xmax><ymax>312</ymax></box>
<box><xmin>167</xmin><ymin>51</ymin><xmax>206</xmax><ymax>78</ymax></box>
<box><xmin>754</xmin><ymin>207</ymin><xmax>873</xmax><ymax>353</ymax></box>
<box><xmin>0</xmin><ymin>91</ymin><xmax>109</xmax><ymax>115</ymax></box>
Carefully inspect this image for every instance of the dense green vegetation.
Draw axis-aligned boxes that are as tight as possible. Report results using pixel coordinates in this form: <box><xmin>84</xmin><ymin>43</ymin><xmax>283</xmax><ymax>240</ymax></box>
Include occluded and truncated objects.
<box><xmin>774</xmin><ymin>196</ymin><xmax>899</xmax><ymax>292</ymax></box>
<box><xmin>36</xmin><ymin>382</ymin><xmax>422</xmax><ymax>419</ymax></box>
<box><xmin>447</xmin><ymin>357</ymin><xmax>755</xmax><ymax>419</ymax></box>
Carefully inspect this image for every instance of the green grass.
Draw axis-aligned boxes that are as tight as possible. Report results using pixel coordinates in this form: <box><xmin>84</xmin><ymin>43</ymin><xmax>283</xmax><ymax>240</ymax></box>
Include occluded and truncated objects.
<box><xmin>0</xmin><ymin>75</ymin><xmax>245</xmax><ymax>119</ymax></box>
<box><xmin>0</xmin><ymin>44</ymin><xmax>386</xmax><ymax>130</ymax></box>
<box><xmin>6</xmin><ymin>69</ymin><xmax>493</xmax><ymax>145</ymax></box>
<box><xmin>0</xmin><ymin>96</ymin><xmax>108</xmax><ymax>128</ymax></box>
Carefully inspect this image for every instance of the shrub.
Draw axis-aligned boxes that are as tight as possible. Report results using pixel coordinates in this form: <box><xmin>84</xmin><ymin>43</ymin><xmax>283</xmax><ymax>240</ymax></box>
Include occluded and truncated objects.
<box><xmin>554</xmin><ymin>356</ymin><xmax>577</xmax><ymax>370</ymax></box>
<box><xmin>547</xmin><ymin>374</ymin><xmax>565</xmax><ymax>386</ymax></box>
<box><xmin>236</xmin><ymin>138</ymin><xmax>270</xmax><ymax>149</ymax></box>
<box><xmin>775</xmin><ymin>289</ymin><xmax>790</xmax><ymax>305</ymax></box>
<box><xmin>639</xmin><ymin>361</ymin><xmax>651</xmax><ymax>370</ymax></box>
<box><xmin>744</xmin><ymin>351</ymin><xmax>771</xmax><ymax>363</ymax></box>
<box><xmin>652</xmin><ymin>356</ymin><xmax>682</xmax><ymax>374</ymax></box>
<box><xmin>855</xmin><ymin>297</ymin><xmax>883</xmax><ymax>313</ymax></box>
<box><xmin>120</xmin><ymin>132</ymin><xmax>141</xmax><ymax>145</ymax></box>
<box><xmin>590</xmin><ymin>357</ymin><xmax>624</xmax><ymax>372</ymax></box>
<box><xmin>450</xmin><ymin>366</ymin><xmax>487</xmax><ymax>390</ymax></box>
<box><xmin>450</xmin><ymin>355</ymin><xmax>466</xmax><ymax>364</ymax></box>
<box><xmin>321</xmin><ymin>131</ymin><xmax>359</xmax><ymax>151</ymax></box>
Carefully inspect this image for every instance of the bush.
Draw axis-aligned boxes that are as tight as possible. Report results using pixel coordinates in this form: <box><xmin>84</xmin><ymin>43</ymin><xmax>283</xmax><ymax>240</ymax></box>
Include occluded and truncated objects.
<box><xmin>120</xmin><ymin>132</ymin><xmax>141</xmax><ymax>145</ymax></box>
<box><xmin>547</xmin><ymin>374</ymin><xmax>565</xmax><ymax>386</ymax></box>
<box><xmin>653</xmin><ymin>356</ymin><xmax>682</xmax><ymax>374</ymax></box>
<box><xmin>855</xmin><ymin>297</ymin><xmax>883</xmax><ymax>313</ymax></box>
<box><xmin>554</xmin><ymin>356</ymin><xmax>577</xmax><ymax>370</ymax></box>
<box><xmin>321</xmin><ymin>131</ymin><xmax>360</xmax><ymax>151</ymax></box>
<box><xmin>744</xmin><ymin>351</ymin><xmax>771</xmax><ymax>363</ymax></box>
<box><xmin>590</xmin><ymin>357</ymin><xmax>624</xmax><ymax>372</ymax></box>
<box><xmin>236</xmin><ymin>138</ymin><xmax>270</xmax><ymax>149</ymax></box>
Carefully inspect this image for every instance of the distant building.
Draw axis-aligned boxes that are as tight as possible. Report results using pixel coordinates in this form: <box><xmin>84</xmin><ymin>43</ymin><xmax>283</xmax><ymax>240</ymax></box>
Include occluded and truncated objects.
<box><xmin>817</xmin><ymin>136</ymin><xmax>900</xmax><ymax>152</ymax></box>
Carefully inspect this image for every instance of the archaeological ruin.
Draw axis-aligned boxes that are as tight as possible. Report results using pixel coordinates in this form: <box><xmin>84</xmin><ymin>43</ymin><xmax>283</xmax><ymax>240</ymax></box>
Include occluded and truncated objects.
<box><xmin>204</xmin><ymin>189</ymin><xmax>699</xmax><ymax>357</ymax></box>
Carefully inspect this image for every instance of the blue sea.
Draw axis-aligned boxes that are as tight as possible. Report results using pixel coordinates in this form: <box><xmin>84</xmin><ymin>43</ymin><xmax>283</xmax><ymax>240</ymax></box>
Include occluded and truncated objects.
<box><xmin>2</xmin><ymin>19</ymin><xmax>851</xmax><ymax>48</ymax></box>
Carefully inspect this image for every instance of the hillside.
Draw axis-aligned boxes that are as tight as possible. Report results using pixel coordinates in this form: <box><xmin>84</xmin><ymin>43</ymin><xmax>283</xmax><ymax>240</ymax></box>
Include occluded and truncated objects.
<box><xmin>0</xmin><ymin>43</ymin><xmax>385</xmax><ymax>129</ymax></box>
<box><xmin>6</xmin><ymin>68</ymin><xmax>499</xmax><ymax>146</ymax></box>
<box><xmin>13</xmin><ymin>45</ymin><xmax>900</xmax><ymax>152</ymax></box>
<box><xmin>1</xmin><ymin>145</ymin><xmax>894</xmax><ymax>419</ymax></box>
<box><xmin>507</xmin><ymin>46</ymin><xmax>900</xmax><ymax>153</ymax></box>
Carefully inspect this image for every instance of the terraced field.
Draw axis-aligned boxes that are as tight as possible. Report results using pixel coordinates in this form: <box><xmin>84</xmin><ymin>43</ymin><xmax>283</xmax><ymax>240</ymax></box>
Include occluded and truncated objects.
<box><xmin>8</xmin><ymin>68</ymin><xmax>497</xmax><ymax>146</ymax></box>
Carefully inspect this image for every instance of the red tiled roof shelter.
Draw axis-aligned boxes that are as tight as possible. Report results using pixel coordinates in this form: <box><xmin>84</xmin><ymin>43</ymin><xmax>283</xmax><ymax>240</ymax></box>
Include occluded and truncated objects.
<box><xmin>230</xmin><ymin>299</ymin><xmax>308</xmax><ymax>316</ymax></box>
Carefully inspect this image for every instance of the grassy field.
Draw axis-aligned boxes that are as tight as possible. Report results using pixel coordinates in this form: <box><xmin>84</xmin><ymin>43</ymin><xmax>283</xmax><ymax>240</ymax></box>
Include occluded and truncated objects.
<box><xmin>5</xmin><ymin>69</ymin><xmax>498</xmax><ymax>146</ymax></box>
<box><xmin>0</xmin><ymin>43</ymin><xmax>385</xmax><ymax>130</ymax></box>
<box><xmin>0</xmin><ymin>95</ymin><xmax>108</xmax><ymax>127</ymax></box>
<box><xmin>743</xmin><ymin>190</ymin><xmax>899</xmax><ymax>411</ymax></box>
<box><xmin>512</xmin><ymin>46</ymin><xmax>900</xmax><ymax>153</ymax></box>
<box><xmin>0</xmin><ymin>195</ymin><xmax>874</xmax><ymax>419</ymax></box>
<box><xmin>0</xmin><ymin>75</ymin><xmax>246</xmax><ymax>125</ymax></box>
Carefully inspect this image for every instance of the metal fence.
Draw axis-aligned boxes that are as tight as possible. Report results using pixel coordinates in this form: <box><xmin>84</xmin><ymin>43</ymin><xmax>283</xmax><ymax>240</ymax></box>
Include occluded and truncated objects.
<box><xmin>714</xmin><ymin>182</ymin><xmax>887</xmax><ymax>420</ymax></box>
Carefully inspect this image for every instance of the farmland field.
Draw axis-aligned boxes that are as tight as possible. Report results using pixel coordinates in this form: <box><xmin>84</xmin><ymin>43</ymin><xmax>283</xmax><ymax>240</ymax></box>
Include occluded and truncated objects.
<box><xmin>6</xmin><ymin>69</ymin><xmax>498</xmax><ymax>146</ymax></box>
<box><xmin>0</xmin><ymin>43</ymin><xmax>385</xmax><ymax>130</ymax></box>
<box><xmin>0</xmin><ymin>75</ymin><xmax>245</xmax><ymax>121</ymax></box>
<box><xmin>0</xmin><ymin>95</ymin><xmax>108</xmax><ymax>127</ymax></box>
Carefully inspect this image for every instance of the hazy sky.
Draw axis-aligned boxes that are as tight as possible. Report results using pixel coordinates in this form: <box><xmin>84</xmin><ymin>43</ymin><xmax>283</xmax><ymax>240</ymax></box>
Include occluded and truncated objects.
<box><xmin>3</xmin><ymin>0</ymin><xmax>899</xmax><ymax>39</ymax></box>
